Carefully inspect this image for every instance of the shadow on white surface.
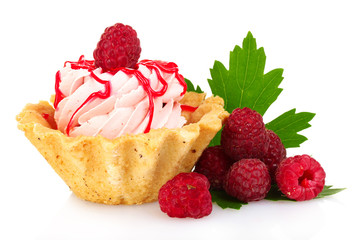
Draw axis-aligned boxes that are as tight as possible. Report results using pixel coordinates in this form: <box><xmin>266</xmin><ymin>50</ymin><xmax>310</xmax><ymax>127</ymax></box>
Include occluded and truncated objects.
<box><xmin>35</xmin><ymin>193</ymin><xmax>340</xmax><ymax>240</ymax></box>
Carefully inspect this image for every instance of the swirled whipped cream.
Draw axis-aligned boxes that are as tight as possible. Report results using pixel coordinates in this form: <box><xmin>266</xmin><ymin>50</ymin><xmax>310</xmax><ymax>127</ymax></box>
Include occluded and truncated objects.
<box><xmin>54</xmin><ymin>56</ymin><xmax>187</xmax><ymax>139</ymax></box>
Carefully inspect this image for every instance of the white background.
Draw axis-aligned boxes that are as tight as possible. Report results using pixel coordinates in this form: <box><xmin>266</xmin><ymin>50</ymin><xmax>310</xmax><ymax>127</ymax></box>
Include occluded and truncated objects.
<box><xmin>1</xmin><ymin>0</ymin><xmax>359</xmax><ymax>239</ymax></box>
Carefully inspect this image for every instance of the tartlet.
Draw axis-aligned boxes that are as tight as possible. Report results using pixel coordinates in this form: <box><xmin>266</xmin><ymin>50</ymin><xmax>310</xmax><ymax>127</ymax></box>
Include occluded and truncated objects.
<box><xmin>17</xmin><ymin>92</ymin><xmax>228</xmax><ymax>204</ymax></box>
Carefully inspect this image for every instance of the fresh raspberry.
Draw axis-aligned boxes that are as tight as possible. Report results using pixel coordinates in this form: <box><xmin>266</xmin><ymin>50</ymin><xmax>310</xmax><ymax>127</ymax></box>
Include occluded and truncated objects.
<box><xmin>276</xmin><ymin>154</ymin><xmax>326</xmax><ymax>201</ymax></box>
<box><xmin>158</xmin><ymin>172</ymin><xmax>212</xmax><ymax>219</ymax></box>
<box><xmin>93</xmin><ymin>23</ymin><xmax>141</xmax><ymax>71</ymax></box>
<box><xmin>194</xmin><ymin>146</ymin><xmax>232</xmax><ymax>190</ymax></box>
<box><xmin>223</xmin><ymin>159</ymin><xmax>271</xmax><ymax>202</ymax></box>
<box><xmin>262</xmin><ymin>129</ymin><xmax>286</xmax><ymax>180</ymax></box>
<box><xmin>221</xmin><ymin>107</ymin><xmax>268</xmax><ymax>162</ymax></box>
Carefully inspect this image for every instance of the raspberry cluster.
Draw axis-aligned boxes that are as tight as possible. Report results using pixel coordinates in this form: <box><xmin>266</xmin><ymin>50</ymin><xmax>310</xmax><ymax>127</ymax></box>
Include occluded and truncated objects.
<box><xmin>159</xmin><ymin>107</ymin><xmax>326</xmax><ymax>218</ymax></box>
<box><xmin>195</xmin><ymin>107</ymin><xmax>326</xmax><ymax>204</ymax></box>
<box><xmin>221</xmin><ymin>107</ymin><xmax>287</xmax><ymax>180</ymax></box>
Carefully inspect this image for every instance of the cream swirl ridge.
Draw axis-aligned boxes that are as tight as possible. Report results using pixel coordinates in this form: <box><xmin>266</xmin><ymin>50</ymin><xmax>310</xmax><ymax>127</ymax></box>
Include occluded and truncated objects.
<box><xmin>54</xmin><ymin>57</ymin><xmax>187</xmax><ymax>139</ymax></box>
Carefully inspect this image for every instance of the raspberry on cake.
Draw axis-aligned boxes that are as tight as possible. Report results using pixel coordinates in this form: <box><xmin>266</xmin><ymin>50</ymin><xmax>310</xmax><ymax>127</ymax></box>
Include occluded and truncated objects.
<box><xmin>94</xmin><ymin>23</ymin><xmax>141</xmax><ymax>71</ymax></box>
<box><xmin>276</xmin><ymin>154</ymin><xmax>326</xmax><ymax>201</ymax></box>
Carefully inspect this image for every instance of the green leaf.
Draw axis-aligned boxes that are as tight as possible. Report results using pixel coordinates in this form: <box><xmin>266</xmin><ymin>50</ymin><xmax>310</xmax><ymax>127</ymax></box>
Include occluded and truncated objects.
<box><xmin>265</xmin><ymin>185</ymin><xmax>295</xmax><ymax>201</ymax></box>
<box><xmin>212</xmin><ymin>185</ymin><xmax>345</xmax><ymax>209</ymax></box>
<box><xmin>184</xmin><ymin>78</ymin><xmax>203</xmax><ymax>93</ymax></box>
<box><xmin>265</xmin><ymin>184</ymin><xmax>345</xmax><ymax>201</ymax></box>
<box><xmin>206</xmin><ymin>32</ymin><xmax>315</xmax><ymax>148</ymax></box>
<box><xmin>316</xmin><ymin>185</ymin><xmax>346</xmax><ymax>199</ymax></box>
<box><xmin>210</xmin><ymin>190</ymin><xmax>247</xmax><ymax>209</ymax></box>
<box><xmin>208</xmin><ymin>31</ymin><xmax>284</xmax><ymax>116</ymax></box>
<box><xmin>265</xmin><ymin>109</ymin><xmax>316</xmax><ymax>148</ymax></box>
<box><xmin>208</xmin><ymin>126</ymin><xmax>222</xmax><ymax>147</ymax></box>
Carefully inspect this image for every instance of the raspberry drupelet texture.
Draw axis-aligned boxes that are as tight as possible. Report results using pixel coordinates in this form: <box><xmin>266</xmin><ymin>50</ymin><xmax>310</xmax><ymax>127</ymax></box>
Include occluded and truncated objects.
<box><xmin>221</xmin><ymin>107</ymin><xmax>268</xmax><ymax>162</ymax></box>
<box><xmin>223</xmin><ymin>159</ymin><xmax>271</xmax><ymax>202</ymax></box>
<box><xmin>262</xmin><ymin>129</ymin><xmax>286</xmax><ymax>180</ymax></box>
<box><xmin>158</xmin><ymin>172</ymin><xmax>212</xmax><ymax>219</ymax></box>
<box><xmin>194</xmin><ymin>146</ymin><xmax>232</xmax><ymax>190</ymax></box>
<box><xmin>276</xmin><ymin>154</ymin><xmax>326</xmax><ymax>201</ymax></box>
<box><xmin>93</xmin><ymin>23</ymin><xmax>141</xmax><ymax>71</ymax></box>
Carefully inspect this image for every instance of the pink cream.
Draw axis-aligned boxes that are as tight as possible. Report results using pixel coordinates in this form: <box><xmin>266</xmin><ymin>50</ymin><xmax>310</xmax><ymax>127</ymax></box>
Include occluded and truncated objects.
<box><xmin>54</xmin><ymin>56</ymin><xmax>95</xmax><ymax>109</ymax></box>
<box><xmin>55</xmin><ymin>56</ymin><xmax>194</xmax><ymax>135</ymax></box>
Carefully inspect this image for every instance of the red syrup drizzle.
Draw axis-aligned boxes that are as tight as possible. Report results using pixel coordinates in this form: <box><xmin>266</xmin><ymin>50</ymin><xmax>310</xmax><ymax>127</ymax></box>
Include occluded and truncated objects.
<box><xmin>180</xmin><ymin>105</ymin><xmax>198</xmax><ymax>112</ymax></box>
<box><xmin>55</xmin><ymin>56</ymin><xmax>189</xmax><ymax>135</ymax></box>
<box><xmin>65</xmin><ymin>71</ymin><xmax>111</xmax><ymax>136</ymax></box>
<box><xmin>54</xmin><ymin>71</ymin><xmax>64</xmax><ymax>109</ymax></box>
<box><xmin>121</xmin><ymin>59</ymin><xmax>187</xmax><ymax>133</ymax></box>
<box><xmin>42</xmin><ymin>113</ymin><xmax>49</xmax><ymax>120</ymax></box>
<box><xmin>54</xmin><ymin>55</ymin><xmax>95</xmax><ymax>109</ymax></box>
